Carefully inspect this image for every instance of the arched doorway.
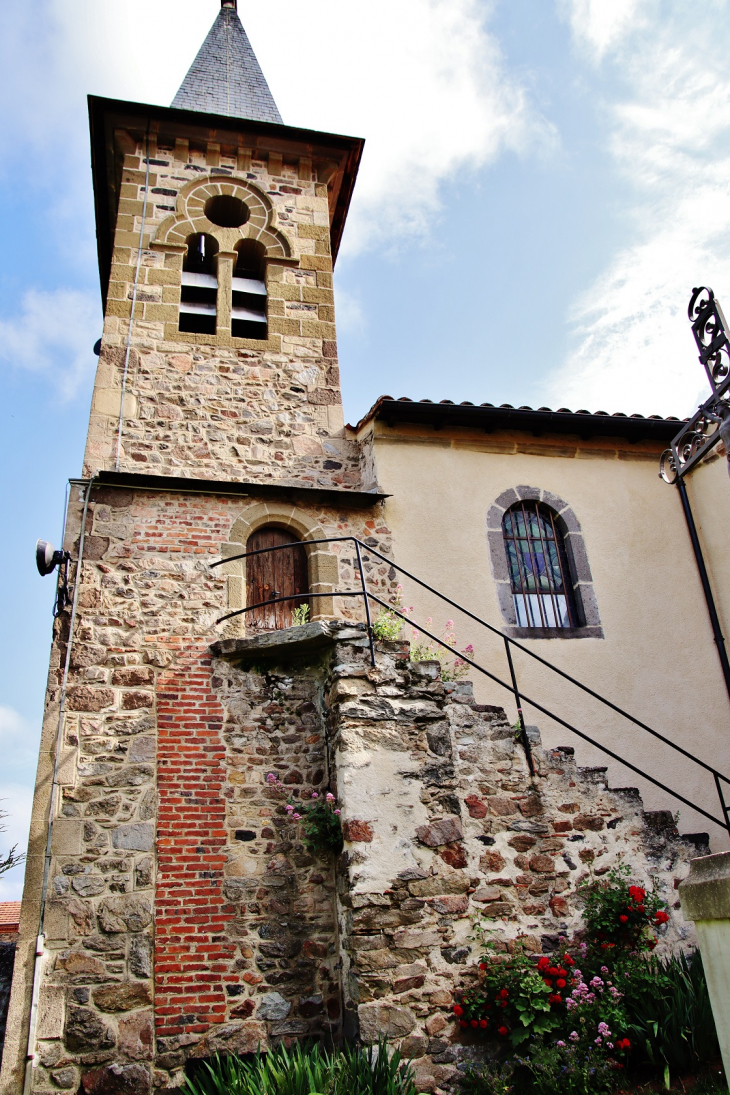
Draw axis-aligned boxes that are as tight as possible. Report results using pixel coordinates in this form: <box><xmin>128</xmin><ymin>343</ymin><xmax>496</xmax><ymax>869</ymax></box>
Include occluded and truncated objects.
<box><xmin>246</xmin><ymin>526</ymin><xmax>309</xmax><ymax>631</ymax></box>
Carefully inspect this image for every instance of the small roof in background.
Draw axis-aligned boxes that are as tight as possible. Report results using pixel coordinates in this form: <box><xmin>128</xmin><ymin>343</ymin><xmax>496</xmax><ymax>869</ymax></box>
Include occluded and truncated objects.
<box><xmin>0</xmin><ymin>902</ymin><xmax>21</xmax><ymax>930</ymax></box>
<box><xmin>172</xmin><ymin>2</ymin><xmax>283</xmax><ymax>123</ymax></box>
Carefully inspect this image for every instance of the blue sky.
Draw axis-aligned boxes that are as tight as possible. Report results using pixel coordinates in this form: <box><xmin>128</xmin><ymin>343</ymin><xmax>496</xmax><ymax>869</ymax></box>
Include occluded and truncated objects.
<box><xmin>1</xmin><ymin>0</ymin><xmax>729</xmax><ymax>898</ymax></box>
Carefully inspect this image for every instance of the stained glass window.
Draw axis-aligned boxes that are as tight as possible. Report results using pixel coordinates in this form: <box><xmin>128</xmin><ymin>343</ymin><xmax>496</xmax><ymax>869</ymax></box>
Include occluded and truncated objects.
<box><xmin>502</xmin><ymin>502</ymin><xmax>578</xmax><ymax>629</ymax></box>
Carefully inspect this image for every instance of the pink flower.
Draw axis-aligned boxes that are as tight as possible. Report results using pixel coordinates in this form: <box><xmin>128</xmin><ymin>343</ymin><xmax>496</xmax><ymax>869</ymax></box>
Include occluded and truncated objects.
<box><xmin>266</xmin><ymin>773</ymin><xmax>277</xmax><ymax>783</ymax></box>
<box><xmin>311</xmin><ymin>792</ymin><xmax>319</xmax><ymax>799</ymax></box>
<box><xmin>445</xmin><ymin>620</ymin><xmax>454</xmax><ymax>629</ymax></box>
<box><xmin>569</xmin><ymin>1032</ymin><xmax>579</xmax><ymax>1042</ymax></box>
<box><xmin>285</xmin><ymin>804</ymin><xmax>294</xmax><ymax>813</ymax></box>
<box><xmin>464</xmin><ymin>644</ymin><xmax>474</xmax><ymax>653</ymax></box>
<box><xmin>326</xmin><ymin>793</ymin><xmax>335</xmax><ymax>802</ymax></box>
<box><xmin>292</xmin><ymin>812</ymin><xmax>302</xmax><ymax>820</ymax></box>
<box><xmin>426</xmin><ymin>617</ymin><xmax>432</xmax><ymax>625</ymax></box>
<box><xmin>334</xmin><ymin>809</ymin><xmax>341</xmax><ymax>816</ymax></box>
<box><xmin>556</xmin><ymin>1041</ymin><xmax>566</xmax><ymax>1048</ymax></box>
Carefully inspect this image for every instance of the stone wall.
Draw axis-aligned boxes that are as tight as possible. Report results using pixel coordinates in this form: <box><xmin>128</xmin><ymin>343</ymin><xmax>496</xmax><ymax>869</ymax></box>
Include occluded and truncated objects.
<box><xmin>1</xmin><ymin>485</ymin><xmax>391</xmax><ymax>1094</ymax></box>
<box><xmin>85</xmin><ymin>138</ymin><xmax>361</xmax><ymax>488</ymax></box>
<box><xmin>328</xmin><ymin>636</ymin><xmax>705</xmax><ymax>1093</ymax></box>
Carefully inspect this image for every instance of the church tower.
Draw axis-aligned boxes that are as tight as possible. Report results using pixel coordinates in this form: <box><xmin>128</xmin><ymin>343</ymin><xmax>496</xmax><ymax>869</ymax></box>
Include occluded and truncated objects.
<box><xmin>84</xmin><ymin>0</ymin><xmax>364</xmax><ymax>489</ymax></box>
<box><xmin>1</xmin><ymin>8</ymin><xmax>386</xmax><ymax>1091</ymax></box>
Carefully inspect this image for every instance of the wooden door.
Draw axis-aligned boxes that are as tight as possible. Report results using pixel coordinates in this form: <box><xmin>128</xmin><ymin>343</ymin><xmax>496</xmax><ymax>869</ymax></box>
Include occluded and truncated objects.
<box><xmin>246</xmin><ymin>526</ymin><xmax>309</xmax><ymax>630</ymax></box>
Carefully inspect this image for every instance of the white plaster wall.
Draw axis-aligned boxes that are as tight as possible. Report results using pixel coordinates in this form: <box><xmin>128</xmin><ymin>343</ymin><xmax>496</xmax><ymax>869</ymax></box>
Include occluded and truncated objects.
<box><xmin>369</xmin><ymin>428</ymin><xmax>730</xmax><ymax>849</ymax></box>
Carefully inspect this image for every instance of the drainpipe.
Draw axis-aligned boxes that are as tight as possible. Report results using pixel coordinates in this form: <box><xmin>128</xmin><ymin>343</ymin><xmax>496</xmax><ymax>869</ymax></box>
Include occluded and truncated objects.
<box><xmin>23</xmin><ymin>477</ymin><xmax>95</xmax><ymax>1095</ymax></box>
<box><xmin>675</xmin><ymin>476</ymin><xmax>730</xmax><ymax>707</ymax></box>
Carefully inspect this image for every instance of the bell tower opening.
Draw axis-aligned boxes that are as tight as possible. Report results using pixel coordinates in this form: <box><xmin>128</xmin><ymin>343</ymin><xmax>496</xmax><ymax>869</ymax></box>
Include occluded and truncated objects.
<box><xmin>179</xmin><ymin>232</ymin><xmax>218</xmax><ymax>334</ymax></box>
<box><xmin>232</xmin><ymin>239</ymin><xmax>267</xmax><ymax>339</ymax></box>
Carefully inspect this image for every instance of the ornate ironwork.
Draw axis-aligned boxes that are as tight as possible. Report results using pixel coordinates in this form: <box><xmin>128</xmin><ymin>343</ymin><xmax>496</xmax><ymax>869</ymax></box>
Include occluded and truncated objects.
<box><xmin>660</xmin><ymin>286</ymin><xmax>730</xmax><ymax>482</ymax></box>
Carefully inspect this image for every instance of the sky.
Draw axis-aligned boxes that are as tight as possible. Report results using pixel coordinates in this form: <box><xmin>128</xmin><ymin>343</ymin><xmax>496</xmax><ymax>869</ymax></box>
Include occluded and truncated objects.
<box><xmin>1</xmin><ymin>0</ymin><xmax>730</xmax><ymax>899</ymax></box>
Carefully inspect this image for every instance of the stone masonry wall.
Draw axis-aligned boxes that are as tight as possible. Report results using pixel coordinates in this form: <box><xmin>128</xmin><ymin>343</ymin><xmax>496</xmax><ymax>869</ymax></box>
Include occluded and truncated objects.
<box><xmin>329</xmin><ymin>636</ymin><xmax>706</xmax><ymax>1093</ymax></box>
<box><xmin>154</xmin><ymin>643</ymin><xmax>342</xmax><ymax>1082</ymax></box>
<box><xmin>1</xmin><ymin>485</ymin><xmax>391</xmax><ymax>1095</ymax></box>
<box><xmin>85</xmin><ymin>137</ymin><xmax>361</xmax><ymax>488</ymax></box>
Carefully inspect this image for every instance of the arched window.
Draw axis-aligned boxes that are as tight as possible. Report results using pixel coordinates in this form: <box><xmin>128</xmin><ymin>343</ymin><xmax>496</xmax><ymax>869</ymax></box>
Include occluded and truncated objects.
<box><xmin>246</xmin><ymin>526</ymin><xmax>309</xmax><ymax>631</ymax></box>
<box><xmin>502</xmin><ymin>501</ymin><xmax>578</xmax><ymax>629</ymax></box>
<box><xmin>232</xmin><ymin>239</ymin><xmax>267</xmax><ymax>339</ymax></box>
<box><xmin>179</xmin><ymin>233</ymin><xmax>218</xmax><ymax>334</ymax></box>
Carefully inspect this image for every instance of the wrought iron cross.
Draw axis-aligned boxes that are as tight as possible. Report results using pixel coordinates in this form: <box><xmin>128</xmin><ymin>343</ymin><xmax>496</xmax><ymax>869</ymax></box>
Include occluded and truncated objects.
<box><xmin>660</xmin><ymin>287</ymin><xmax>730</xmax><ymax>482</ymax></box>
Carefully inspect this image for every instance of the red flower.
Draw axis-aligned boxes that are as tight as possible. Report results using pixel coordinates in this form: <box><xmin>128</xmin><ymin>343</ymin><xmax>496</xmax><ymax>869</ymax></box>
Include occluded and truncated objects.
<box><xmin>654</xmin><ymin>910</ymin><xmax>669</xmax><ymax>925</ymax></box>
<box><xmin>563</xmin><ymin>955</ymin><xmax>575</xmax><ymax>966</ymax></box>
<box><xmin>557</xmin><ymin>969</ymin><xmax>567</xmax><ymax>978</ymax></box>
<box><xmin>619</xmin><ymin>915</ymin><xmax>629</xmax><ymax>923</ymax></box>
<box><xmin>537</xmin><ymin>956</ymin><xmax>550</xmax><ymax>970</ymax></box>
<box><xmin>499</xmin><ymin>989</ymin><xmax>509</xmax><ymax>1000</ymax></box>
<box><xmin>618</xmin><ymin>1038</ymin><xmax>631</xmax><ymax>1051</ymax></box>
<box><xmin>629</xmin><ymin>886</ymin><xmax>646</xmax><ymax>903</ymax></box>
<box><xmin>549</xmin><ymin>994</ymin><xmax>562</xmax><ymax>1005</ymax></box>
<box><xmin>479</xmin><ymin>1019</ymin><xmax>488</xmax><ymax>1029</ymax></box>
<box><xmin>479</xmin><ymin>962</ymin><xmax>487</xmax><ymax>970</ymax></box>
<box><xmin>637</xmin><ymin>904</ymin><xmax>646</xmax><ymax>913</ymax></box>
<box><xmin>543</xmin><ymin>978</ymin><xmax>553</xmax><ymax>987</ymax></box>
<box><xmin>498</xmin><ymin>1026</ymin><xmax>508</xmax><ymax>1037</ymax></box>
<box><xmin>647</xmin><ymin>938</ymin><xmax>657</xmax><ymax>950</ymax></box>
<box><xmin>556</xmin><ymin>979</ymin><xmax>566</xmax><ymax>989</ymax></box>
<box><xmin>470</xmin><ymin>1019</ymin><xmax>478</xmax><ymax>1028</ymax></box>
<box><xmin>453</xmin><ymin>1004</ymin><xmax>464</xmax><ymax>1017</ymax></box>
<box><xmin>548</xmin><ymin>967</ymin><xmax>559</xmax><ymax>977</ymax></box>
<box><xmin>459</xmin><ymin>1020</ymin><xmax>468</xmax><ymax>1029</ymax></box>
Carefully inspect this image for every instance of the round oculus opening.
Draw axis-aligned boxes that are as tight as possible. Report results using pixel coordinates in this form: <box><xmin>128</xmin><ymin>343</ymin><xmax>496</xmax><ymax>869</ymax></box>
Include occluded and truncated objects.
<box><xmin>205</xmin><ymin>194</ymin><xmax>249</xmax><ymax>228</ymax></box>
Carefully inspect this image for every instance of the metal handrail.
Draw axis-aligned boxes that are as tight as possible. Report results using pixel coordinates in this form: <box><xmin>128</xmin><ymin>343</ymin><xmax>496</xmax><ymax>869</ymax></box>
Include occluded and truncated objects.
<box><xmin>211</xmin><ymin>536</ymin><xmax>730</xmax><ymax>834</ymax></box>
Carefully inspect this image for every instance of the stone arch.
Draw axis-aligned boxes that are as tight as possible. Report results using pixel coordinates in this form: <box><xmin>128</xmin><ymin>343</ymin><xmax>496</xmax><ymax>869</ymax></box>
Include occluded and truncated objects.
<box><xmin>218</xmin><ymin>503</ymin><xmax>339</xmax><ymax>636</ymax></box>
<box><xmin>486</xmin><ymin>485</ymin><xmax>603</xmax><ymax>638</ymax></box>
<box><xmin>153</xmin><ymin>175</ymin><xmax>292</xmax><ymax>259</ymax></box>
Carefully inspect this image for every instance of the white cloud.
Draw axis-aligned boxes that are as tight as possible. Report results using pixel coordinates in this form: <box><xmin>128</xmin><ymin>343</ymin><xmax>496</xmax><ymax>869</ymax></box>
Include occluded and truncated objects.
<box><xmin>546</xmin><ymin>4</ymin><xmax>730</xmax><ymax>418</ymax></box>
<box><xmin>1</xmin><ymin>1</ymin><xmax>551</xmax><ymax>258</ymax></box>
<box><xmin>334</xmin><ymin>285</ymin><xmax>366</xmax><ymax>336</ymax></box>
<box><xmin>558</xmin><ymin>0</ymin><xmax>652</xmax><ymax>60</ymax></box>
<box><xmin>0</xmin><ymin>289</ymin><xmax>101</xmax><ymax>400</ymax></box>
<box><xmin>256</xmin><ymin>0</ymin><xmax>555</xmax><ymax>252</ymax></box>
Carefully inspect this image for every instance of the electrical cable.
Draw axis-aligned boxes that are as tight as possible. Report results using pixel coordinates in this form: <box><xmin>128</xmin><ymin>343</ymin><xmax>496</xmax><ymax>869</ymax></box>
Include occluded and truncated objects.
<box><xmin>115</xmin><ymin>125</ymin><xmax>150</xmax><ymax>472</ymax></box>
<box><xmin>23</xmin><ymin>476</ymin><xmax>95</xmax><ymax>1095</ymax></box>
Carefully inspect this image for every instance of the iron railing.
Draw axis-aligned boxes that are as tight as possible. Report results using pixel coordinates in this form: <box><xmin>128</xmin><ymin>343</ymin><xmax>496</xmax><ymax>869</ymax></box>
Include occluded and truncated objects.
<box><xmin>211</xmin><ymin>536</ymin><xmax>730</xmax><ymax>836</ymax></box>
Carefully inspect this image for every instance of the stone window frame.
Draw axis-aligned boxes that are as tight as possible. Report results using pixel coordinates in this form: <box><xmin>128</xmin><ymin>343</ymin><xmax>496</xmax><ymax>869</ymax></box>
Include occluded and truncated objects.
<box><xmin>218</xmin><ymin>503</ymin><xmax>339</xmax><ymax>638</ymax></box>
<box><xmin>151</xmin><ymin>175</ymin><xmax>293</xmax><ymax>352</ymax></box>
<box><xmin>486</xmin><ymin>486</ymin><xmax>603</xmax><ymax>639</ymax></box>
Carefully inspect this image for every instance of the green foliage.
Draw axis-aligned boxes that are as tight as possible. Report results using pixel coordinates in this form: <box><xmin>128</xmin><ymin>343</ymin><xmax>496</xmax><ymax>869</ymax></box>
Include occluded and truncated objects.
<box><xmin>518</xmin><ymin>1041</ymin><xmax>620</xmax><ymax>1095</ymax></box>
<box><xmin>372</xmin><ymin>609</ymin><xmax>404</xmax><ymax>641</ymax></box>
<box><xmin>409</xmin><ymin>623</ymin><xmax>473</xmax><ymax>682</ymax></box>
<box><xmin>461</xmin><ymin>868</ymin><xmax>724</xmax><ymax>1095</ymax></box>
<box><xmin>182</xmin><ymin>1038</ymin><xmax>418</xmax><ymax>1095</ymax></box>
<box><xmin>620</xmin><ymin>950</ymin><xmax>720</xmax><ymax>1078</ymax></box>
<box><xmin>579</xmin><ymin>864</ymin><xmax>667</xmax><ymax>953</ymax></box>
<box><xmin>291</xmin><ymin>604</ymin><xmax>310</xmax><ymax>626</ymax></box>
<box><xmin>297</xmin><ymin>794</ymin><xmax>343</xmax><ymax>857</ymax></box>
<box><xmin>457</xmin><ymin>946</ymin><xmax>563</xmax><ymax>1046</ymax></box>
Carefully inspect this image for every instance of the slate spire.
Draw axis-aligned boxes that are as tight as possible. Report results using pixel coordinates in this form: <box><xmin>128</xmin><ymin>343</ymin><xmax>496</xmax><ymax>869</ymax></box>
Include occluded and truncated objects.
<box><xmin>172</xmin><ymin>1</ymin><xmax>283</xmax><ymax>124</ymax></box>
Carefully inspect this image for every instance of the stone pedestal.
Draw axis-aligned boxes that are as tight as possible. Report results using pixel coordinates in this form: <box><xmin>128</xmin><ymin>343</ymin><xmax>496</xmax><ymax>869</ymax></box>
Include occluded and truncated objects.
<box><xmin>679</xmin><ymin>852</ymin><xmax>730</xmax><ymax>1081</ymax></box>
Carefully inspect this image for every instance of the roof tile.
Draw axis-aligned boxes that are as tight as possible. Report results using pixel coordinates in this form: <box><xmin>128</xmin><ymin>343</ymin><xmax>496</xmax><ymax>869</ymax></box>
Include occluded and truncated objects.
<box><xmin>172</xmin><ymin>6</ymin><xmax>282</xmax><ymax>124</ymax></box>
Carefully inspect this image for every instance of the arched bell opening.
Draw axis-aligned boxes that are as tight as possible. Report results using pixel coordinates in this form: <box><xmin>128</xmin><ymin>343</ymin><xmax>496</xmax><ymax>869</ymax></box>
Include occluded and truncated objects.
<box><xmin>179</xmin><ymin>232</ymin><xmax>219</xmax><ymax>334</ymax></box>
<box><xmin>232</xmin><ymin>239</ymin><xmax>267</xmax><ymax>340</ymax></box>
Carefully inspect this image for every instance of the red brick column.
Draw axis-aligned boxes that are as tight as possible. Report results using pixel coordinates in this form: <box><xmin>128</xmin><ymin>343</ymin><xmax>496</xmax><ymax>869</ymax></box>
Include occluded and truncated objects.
<box><xmin>155</xmin><ymin>643</ymin><xmax>235</xmax><ymax>1044</ymax></box>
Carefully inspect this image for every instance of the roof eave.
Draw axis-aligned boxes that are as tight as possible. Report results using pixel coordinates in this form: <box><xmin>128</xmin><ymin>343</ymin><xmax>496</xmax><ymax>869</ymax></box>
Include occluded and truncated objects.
<box><xmin>349</xmin><ymin>396</ymin><xmax>682</xmax><ymax>444</ymax></box>
<box><xmin>88</xmin><ymin>94</ymin><xmax>364</xmax><ymax>308</ymax></box>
